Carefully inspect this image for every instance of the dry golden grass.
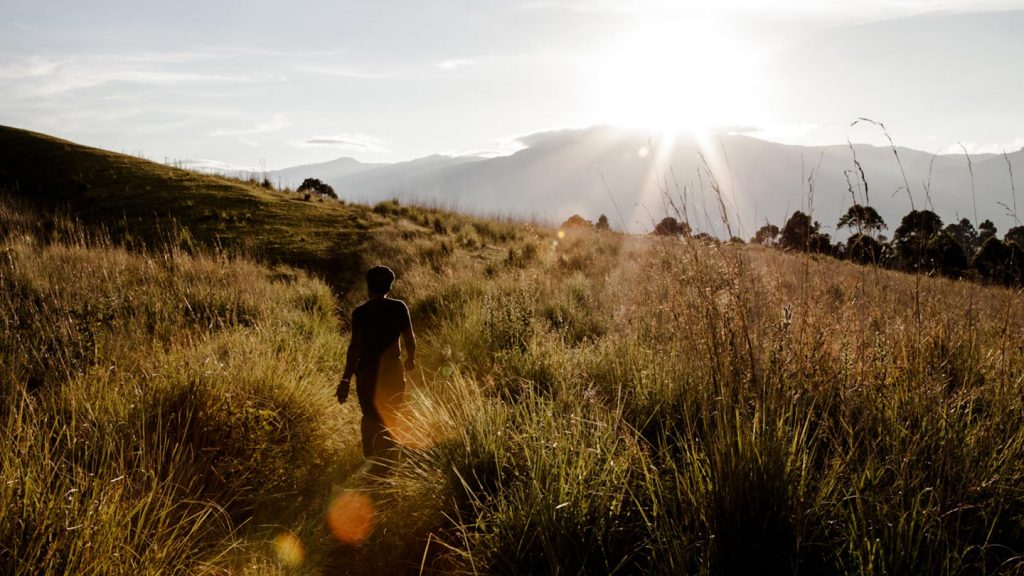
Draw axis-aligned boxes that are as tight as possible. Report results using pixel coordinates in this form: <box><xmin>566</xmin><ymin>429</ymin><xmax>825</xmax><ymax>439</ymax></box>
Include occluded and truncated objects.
<box><xmin>3</xmin><ymin>185</ymin><xmax>1024</xmax><ymax>574</ymax></box>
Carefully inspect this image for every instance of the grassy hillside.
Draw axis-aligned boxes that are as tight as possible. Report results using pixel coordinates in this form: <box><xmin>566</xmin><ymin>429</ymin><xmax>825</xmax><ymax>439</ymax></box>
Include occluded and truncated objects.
<box><xmin>0</xmin><ymin>202</ymin><xmax>351</xmax><ymax>573</ymax></box>
<box><xmin>3</xmin><ymin>128</ymin><xmax>1024</xmax><ymax>575</ymax></box>
<box><xmin>0</xmin><ymin>125</ymin><xmax>524</xmax><ymax>294</ymax></box>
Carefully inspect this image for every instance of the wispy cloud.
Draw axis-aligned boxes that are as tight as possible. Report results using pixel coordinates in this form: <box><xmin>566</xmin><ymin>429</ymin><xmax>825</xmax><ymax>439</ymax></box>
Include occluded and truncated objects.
<box><xmin>0</xmin><ymin>56</ymin><xmax>64</xmax><ymax>79</ymax></box>
<box><xmin>942</xmin><ymin>137</ymin><xmax>1024</xmax><ymax>155</ymax></box>
<box><xmin>0</xmin><ymin>54</ymin><xmax>256</xmax><ymax>98</ymax></box>
<box><xmin>293</xmin><ymin>64</ymin><xmax>396</xmax><ymax>79</ymax></box>
<box><xmin>518</xmin><ymin>0</ymin><xmax>1024</xmax><ymax>18</ymax></box>
<box><xmin>301</xmin><ymin>134</ymin><xmax>391</xmax><ymax>154</ymax></box>
<box><xmin>517</xmin><ymin>0</ymin><xmax>638</xmax><ymax>13</ymax></box>
<box><xmin>442</xmin><ymin>136</ymin><xmax>527</xmax><ymax>158</ymax></box>
<box><xmin>210</xmin><ymin>114</ymin><xmax>290</xmax><ymax>137</ymax></box>
<box><xmin>173</xmin><ymin>158</ymin><xmax>264</xmax><ymax>173</ymax></box>
<box><xmin>435</xmin><ymin>58</ymin><xmax>477</xmax><ymax>71</ymax></box>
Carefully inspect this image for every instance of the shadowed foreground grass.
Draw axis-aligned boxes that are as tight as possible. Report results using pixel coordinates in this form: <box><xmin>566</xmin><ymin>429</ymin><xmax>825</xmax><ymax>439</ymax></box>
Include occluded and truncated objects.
<box><xmin>3</xmin><ymin>193</ymin><xmax>1024</xmax><ymax>574</ymax></box>
<box><xmin>0</xmin><ymin>201</ymin><xmax>358</xmax><ymax>574</ymax></box>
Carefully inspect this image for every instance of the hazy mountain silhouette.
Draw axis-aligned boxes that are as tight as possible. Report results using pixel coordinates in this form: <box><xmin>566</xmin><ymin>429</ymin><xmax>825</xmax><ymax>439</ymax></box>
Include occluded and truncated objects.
<box><xmin>270</xmin><ymin>156</ymin><xmax>382</xmax><ymax>187</ymax></box>
<box><xmin>270</xmin><ymin>126</ymin><xmax>1023</xmax><ymax>237</ymax></box>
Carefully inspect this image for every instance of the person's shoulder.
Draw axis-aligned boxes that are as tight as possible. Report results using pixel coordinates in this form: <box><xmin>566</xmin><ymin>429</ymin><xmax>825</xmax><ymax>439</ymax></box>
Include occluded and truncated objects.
<box><xmin>352</xmin><ymin>301</ymin><xmax>372</xmax><ymax>317</ymax></box>
<box><xmin>386</xmin><ymin>298</ymin><xmax>411</xmax><ymax>317</ymax></box>
<box><xmin>387</xmin><ymin>298</ymin><xmax>409</xmax><ymax>311</ymax></box>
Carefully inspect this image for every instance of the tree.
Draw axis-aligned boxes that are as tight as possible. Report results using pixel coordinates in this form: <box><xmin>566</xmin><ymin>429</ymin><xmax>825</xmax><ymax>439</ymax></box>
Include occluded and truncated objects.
<box><xmin>931</xmin><ymin>232</ymin><xmax>968</xmax><ymax>278</ymax></box>
<box><xmin>1004</xmin><ymin>225</ymin><xmax>1024</xmax><ymax>249</ymax></box>
<box><xmin>837</xmin><ymin>204</ymin><xmax>886</xmax><ymax>235</ymax></box>
<box><xmin>753</xmin><ymin>223</ymin><xmax>780</xmax><ymax>246</ymax></box>
<box><xmin>692</xmin><ymin>232</ymin><xmax>719</xmax><ymax>244</ymax></box>
<box><xmin>944</xmin><ymin>218</ymin><xmax>978</xmax><ymax>258</ymax></box>
<box><xmin>652</xmin><ymin>216</ymin><xmax>691</xmax><ymax>237</ymax></box>
<box><xmin>1012</xmin><ymin>242</ymin><xmax>1024</xmax><ymax>287</ymax></box>
<box><xmin>809</xmin><ymin>229</ymin><xmax>834</xmax><ymax>255</ymax></box>
<box><xmin>779</xmin><ymin>211</ymin><xmax>830</xmax><ymax>253</ymax></box>
<box><xmin>846</xmin><ymin>233</ymin><xmax>883</xmax><ymax>265</ymax></box>
<box><xmin>595</xmin><ymin>214</ymin><xmax>610</xmax><ymax>231</ymax></box>
<box><xmin>560</xmin><ymin>214</ymin><xmax>593</xmax><ymax>230</ymax></box>
<box><xmin>893</xmin><ymin>209</ymin><xmax>943</xmax><ymax>271</ymax></box>
<box><xmin>779</xmin><ymin>211</ymin><xmax>813</xmax><ymax>251</ymax></box>
<box><xmin>973</xmin><ymin>236</ymin><xmax>1011</xmax><ymax>284</ymax></box>
<box><xmin>297</xmin><ymin>177</ymin><xmax>337</xmax><ymax>199</ymax></box>
<box><xmin>978</xmin><ymin>219</ymin><xmax>998</xmax><ymax>245</ymax></box>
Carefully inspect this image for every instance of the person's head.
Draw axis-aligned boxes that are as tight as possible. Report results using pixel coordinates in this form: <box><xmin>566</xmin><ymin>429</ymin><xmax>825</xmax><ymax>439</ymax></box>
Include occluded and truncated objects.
<box><xmin>366</xmin><ymin>265</ymin><xmax>396</xmax><ymax>296</ymax></box>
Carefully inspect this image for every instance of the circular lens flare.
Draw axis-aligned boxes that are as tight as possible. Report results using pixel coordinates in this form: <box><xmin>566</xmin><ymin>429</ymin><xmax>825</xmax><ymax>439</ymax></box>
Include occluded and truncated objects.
<box><xmin>327</xmin><ymin>492</ymin><xmax>376</xmax><ymax>545</ymax></box>
<box><xmin>272</xmin><ymin>531</ymin><xmax>304</xmax><ymax>567</ymax></box>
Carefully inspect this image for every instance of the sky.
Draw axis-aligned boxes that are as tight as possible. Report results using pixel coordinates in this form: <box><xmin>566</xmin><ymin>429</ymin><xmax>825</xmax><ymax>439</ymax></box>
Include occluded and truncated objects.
<box><xmin>1</xmin><ymin>0</ymin><xmax>1023</xmax><ymax>170</ymax></box>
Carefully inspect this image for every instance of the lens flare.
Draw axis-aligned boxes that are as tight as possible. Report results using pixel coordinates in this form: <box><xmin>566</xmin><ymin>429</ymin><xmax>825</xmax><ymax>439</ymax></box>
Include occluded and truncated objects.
<box><xmin>327</xmin><ymin>491</ymin><xmax>376</xmax><ymax>545</ymax></box>
<box><xmin>272</xmin><ymin>531</ymin><xmax>304</xmax><ymax>567</ymax></box>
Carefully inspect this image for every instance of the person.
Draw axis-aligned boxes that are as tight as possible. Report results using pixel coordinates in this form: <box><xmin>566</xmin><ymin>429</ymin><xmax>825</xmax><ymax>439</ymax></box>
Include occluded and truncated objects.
<box><xmin>336</xmin><ymin>265</ymin><xmax>416</xmax><ymax>461</ymax></box>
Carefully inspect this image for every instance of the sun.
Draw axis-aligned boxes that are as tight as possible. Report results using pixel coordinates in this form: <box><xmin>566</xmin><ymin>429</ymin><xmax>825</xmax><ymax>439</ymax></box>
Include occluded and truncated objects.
<box><xmin>590</xmin><ymin>18</ymin><xmax>760</xmax><ymax>138</ymax></box>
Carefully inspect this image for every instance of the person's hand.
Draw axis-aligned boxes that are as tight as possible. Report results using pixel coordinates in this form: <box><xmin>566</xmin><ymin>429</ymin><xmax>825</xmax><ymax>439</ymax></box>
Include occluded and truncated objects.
<box><xmin>336</xmin><ymin>378</ymin><xmax>350</xmax><ymax>404</ymax></box>
<box><xmin>404</xmin><ymin>357</ymin><xmax>415</xmax><ymax>371</ymax></box>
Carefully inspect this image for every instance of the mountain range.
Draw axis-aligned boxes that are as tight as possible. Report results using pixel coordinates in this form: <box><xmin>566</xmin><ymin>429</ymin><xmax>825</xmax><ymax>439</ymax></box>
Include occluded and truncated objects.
<box><xmin>261</xmin><ymin>126</ymin><xmax>1024</xmax><ymax>239</ymax></box>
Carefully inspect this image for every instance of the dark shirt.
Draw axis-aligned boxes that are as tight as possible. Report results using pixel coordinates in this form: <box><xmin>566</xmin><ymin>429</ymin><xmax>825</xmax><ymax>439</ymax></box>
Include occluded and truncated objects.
<box><xmin>352</xmin><ymin>297</ymin><xmax>411</xmax><ymax>366</ymax></box>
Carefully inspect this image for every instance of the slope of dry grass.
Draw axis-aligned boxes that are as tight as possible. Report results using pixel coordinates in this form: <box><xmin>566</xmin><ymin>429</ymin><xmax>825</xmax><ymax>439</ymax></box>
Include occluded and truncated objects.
<box><xmin>3</xmin><ymin>126</ymin><xmax>1023</xmax><ymax>574</ymax></box>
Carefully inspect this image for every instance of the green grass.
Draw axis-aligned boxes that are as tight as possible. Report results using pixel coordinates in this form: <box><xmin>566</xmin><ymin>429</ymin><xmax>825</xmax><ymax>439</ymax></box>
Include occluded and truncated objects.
<box><xmin>3</xmin><ymin>127</ymin><xmax>1024</xmax><ymax>574</ymax></box>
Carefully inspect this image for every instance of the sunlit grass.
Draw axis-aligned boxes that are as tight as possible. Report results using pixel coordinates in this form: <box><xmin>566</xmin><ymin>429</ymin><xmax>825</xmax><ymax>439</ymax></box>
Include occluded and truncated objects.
<box><xmin>3</xmin><ymin>131</ymin><xmax>1024</xmax><ymax>574</ymax></box>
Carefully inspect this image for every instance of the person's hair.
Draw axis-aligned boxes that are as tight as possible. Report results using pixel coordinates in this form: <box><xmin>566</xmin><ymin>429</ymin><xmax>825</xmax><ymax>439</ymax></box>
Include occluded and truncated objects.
<box><xmin>366</xmin><ymin>265</ymin><xmax>396</xmax><ymax>294</ymax></box>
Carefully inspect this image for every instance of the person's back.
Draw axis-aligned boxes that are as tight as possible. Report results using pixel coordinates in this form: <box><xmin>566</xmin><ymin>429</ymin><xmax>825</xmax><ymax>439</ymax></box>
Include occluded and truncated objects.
<box><xmin>337</xmin><ymin>266</ymin><xmax>416</xmax><ymax>461</ymax></box>
<box><xmin>352</xmin><ymin>297</ymin><xmax>409</xmax><ymax>367</ymax></box>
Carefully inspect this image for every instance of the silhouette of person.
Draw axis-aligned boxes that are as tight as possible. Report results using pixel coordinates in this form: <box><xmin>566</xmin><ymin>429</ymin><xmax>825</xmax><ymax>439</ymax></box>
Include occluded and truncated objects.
<box><xmin>336</xmin><ymin>265</ymin><xmax>416</xmax><ymax>461</ymax></box>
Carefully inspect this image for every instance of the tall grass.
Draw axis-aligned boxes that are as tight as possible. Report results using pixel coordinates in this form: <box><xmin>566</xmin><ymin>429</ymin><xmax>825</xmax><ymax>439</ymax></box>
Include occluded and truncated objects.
<box><xmin>0</xmin><ymin>199</ymin><xmax>355</xmax><ymax>574</ymax></box>
<box><xmin>5</xmin><ymin>186</ymin><xmax>1024</xmax><ymax>574</ymax></box>
<box><xmin>366</xmin><ymin>223</ymin><xmax>1024</xmax><ymax>575</ymax></box>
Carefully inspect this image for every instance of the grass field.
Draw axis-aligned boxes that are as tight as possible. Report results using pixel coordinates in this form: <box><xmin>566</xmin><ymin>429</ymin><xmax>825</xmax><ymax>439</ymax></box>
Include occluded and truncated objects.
<box><xmin>2</xmin><ymin>126</ymin><xmax>1024</xmax><ymax>574</ymax></box>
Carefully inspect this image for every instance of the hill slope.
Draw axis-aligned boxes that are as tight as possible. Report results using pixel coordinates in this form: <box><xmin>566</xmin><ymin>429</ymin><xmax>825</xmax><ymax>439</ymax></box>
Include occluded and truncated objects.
<box><xmin>0</xmin><ymin>125</ymin><xmax>420</xmax><ymax>292</ymax></box>
<box><xmin>4</xmin><ymin>125</ymin><xmax>1024</xmax><ymax>574</ymax></box>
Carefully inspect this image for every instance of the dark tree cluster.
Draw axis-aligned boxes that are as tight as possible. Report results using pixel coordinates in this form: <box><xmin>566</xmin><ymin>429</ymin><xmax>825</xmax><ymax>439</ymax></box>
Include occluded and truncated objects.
<box><xmin>758</xmin><ymin>205</ymin><xmax>1024</xmax><ymax>287</ymax></box>
<box><xmin>297</xmin><ymin>178</ymin><xmax>337</xmax><ymax>199</ymax></box>
<box><xmin>753</xmin><ymin>224</ymin><xmax>780</xmax><ymax>246</ymax></box>
<box><xmin>652</xmin><ymin>216</ymin><xmax>692</xmax><ymax>237</ymax></box>
<box><xmin>778</xmin><ymin>211</ymin><xmax>833</xmax><ymax>255</ymax></box>
<box><xmin>559</xmin><ymin>213</ymin><xmax>614</xmax><ymax>233</ymax></box>
<box><xmin>560</xmin><ymin>214</ymin><xmax>594</xmax><ymax>230</ymax></box>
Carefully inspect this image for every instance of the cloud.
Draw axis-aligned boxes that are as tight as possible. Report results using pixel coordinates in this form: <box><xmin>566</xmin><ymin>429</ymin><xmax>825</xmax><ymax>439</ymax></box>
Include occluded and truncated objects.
<box><xmin>0</xmin><ymin>56</ymin><xmax>64</xmax><ymax>79</ymax></box>
<box><xmin>517</xmin><ymin>0</ymin><xmax>1024</xmax><ymax>19</ymax></box>
<box><xmin>748</xmin><ymin>122</ymin><xmax>861</xmax><ymax>147</ymax></box>
<box><xmin>210</xmin><ymin>114</ymin><xmax>289</xmax><ymax>137</ymax></box>
<box><xmin>442</xmin><ymin>135</ymin><xmax>528</xmax><ymax>158</ymax></box>
<box><xmin>294</xmin><ymin>64</ymin><xmax>396</xmax><ymax>79</ymax></box>
<box><xmin>173</xmin><ymin>158</ymin><xmax>263</xmax><ymax>173</ymax></box>
<box><xmin>301</xmin><ymin>134</ymin><xmax>391</xmax><ymax>154</ymax></box>
<box><xmin>517</xmin><ymin>0</ymin><xmax>638</xmax><ymax>13</ymax></box>
<box><xmin>942</xmin><ymin>138</ymin><xmax>1024</xmax><ymax>155</ymax></box>
<box><xmin>435</xmin><ymin>58</ymin><xmax>477</xmax><ymax>71</ymax></box>
<box><xmin>0</xmin><ymin>54</ymin><xmax>257</xmax><ymax>98</ymax></box>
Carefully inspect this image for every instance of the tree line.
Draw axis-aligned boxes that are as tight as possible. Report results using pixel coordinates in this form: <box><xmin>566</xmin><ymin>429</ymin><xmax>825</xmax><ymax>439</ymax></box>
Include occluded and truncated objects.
<box><xmin>651</xmin><ymin>205</ymin><xmax>1024</xmax><ymax>287</ymax></box>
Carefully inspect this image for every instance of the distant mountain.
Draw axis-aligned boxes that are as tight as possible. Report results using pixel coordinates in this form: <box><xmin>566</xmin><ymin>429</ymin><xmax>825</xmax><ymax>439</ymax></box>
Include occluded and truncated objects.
<box><xmin>269</xmin><ymin>156</ymin><xmax>382</xmax><ymax>188</ymax></box>
<box><xmin>272</xmin><ymin>126</ymin><xmax>1024</xmax><ymax>238</ymax></box>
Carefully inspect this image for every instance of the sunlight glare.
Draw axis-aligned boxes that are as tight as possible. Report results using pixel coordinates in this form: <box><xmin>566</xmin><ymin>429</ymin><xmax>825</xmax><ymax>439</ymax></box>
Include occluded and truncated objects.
<box><xmin>592</xmin><ymin>19</ymin><xmax>758</xmax><ymax>136</ymax></box>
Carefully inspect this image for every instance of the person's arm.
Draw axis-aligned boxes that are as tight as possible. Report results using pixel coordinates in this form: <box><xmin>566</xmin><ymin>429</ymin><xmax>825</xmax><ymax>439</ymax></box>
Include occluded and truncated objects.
<box><xmin>337</xmin><ymin>314</ymin><xmax>362</xmax><ymax>403</ymax></box>
<box><xmin>401</xmin><ymin>304</ymin><xmax>416</xmax><ymax>371</ymax></box>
